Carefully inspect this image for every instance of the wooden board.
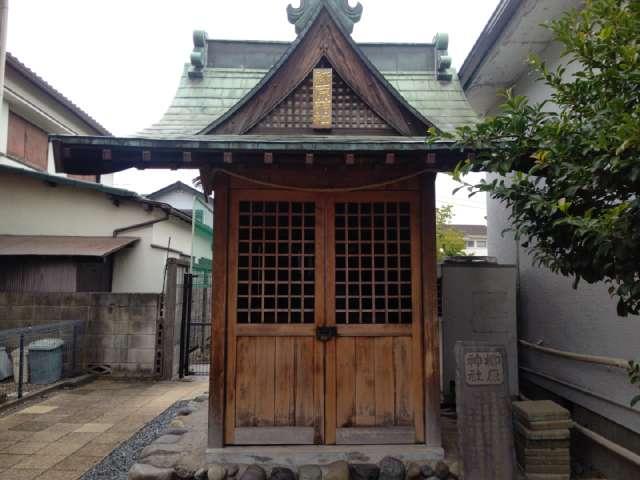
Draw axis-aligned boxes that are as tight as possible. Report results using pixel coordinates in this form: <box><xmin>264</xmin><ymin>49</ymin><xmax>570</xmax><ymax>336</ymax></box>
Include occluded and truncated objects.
<box><xmin>336</xmin><ymin>427</ymin><xmax>415</xmax><ymax>445</ymax></box>
<box><xmin>234</xmin><ymin>427</ymin><xmax>316</xmax><ymax>445</ymax></box>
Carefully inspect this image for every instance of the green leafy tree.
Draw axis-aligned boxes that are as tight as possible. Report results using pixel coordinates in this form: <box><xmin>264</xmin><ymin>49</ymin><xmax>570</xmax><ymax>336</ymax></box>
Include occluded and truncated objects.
<box><xmin>436</xmin><ymin>205</ymin><xmax>467</xmax><ymax>261</ymax></box>
<box><xmin>430</xmin><ymin>0</ymin><xmax>640</xmax><ymax>316</ymax></box>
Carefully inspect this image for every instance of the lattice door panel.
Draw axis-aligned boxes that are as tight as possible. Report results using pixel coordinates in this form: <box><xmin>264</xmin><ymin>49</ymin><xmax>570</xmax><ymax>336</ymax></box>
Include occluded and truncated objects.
<box><xmin>334</xmin><ymin>202</ymin><xmax>413</xmax><ymax>325</ymax></box>
<box><xmin>251</xmin><ymin>69</ymin><xmax>395</xmax><ymax>133</ymax></box>
<box><xmin>236</xmin><ymin>200</ymin><xmax>316</xmax><ymax>324</ymax></box>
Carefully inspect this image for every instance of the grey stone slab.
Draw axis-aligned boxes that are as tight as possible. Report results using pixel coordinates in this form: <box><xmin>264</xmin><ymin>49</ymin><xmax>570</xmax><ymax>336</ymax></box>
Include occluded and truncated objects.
<box><xmin>455</xmin><ymin>342</ymin><xmax>516</xmax><ymax>480</ymax></box>
<box><xmin>524</xmin><ymin>474</ymin><xmax>569</xmax><ymax>480</ymax></box>
<box><xmin>514</xmin><ymin>435</ymin><xmax>570</xmax><ymax>450</ymax></box>
<box><xmin>513</xmin><ymin>414</ymin><xmax>572</xmax><ymax>431</ymax></box>
<box><xmin>512</xmin><ymin>401</ymin><xmax>570</xmax><ymax>422</ymax></box>
<box><xmin>514</xmin><ymin>423</ymin><xmax>570</xmax><ymax>441</ymax></box>
<box><xmin>523</xmin><ymin>464</ymin><xmax>570</xmax><ymax>475</ymax></box>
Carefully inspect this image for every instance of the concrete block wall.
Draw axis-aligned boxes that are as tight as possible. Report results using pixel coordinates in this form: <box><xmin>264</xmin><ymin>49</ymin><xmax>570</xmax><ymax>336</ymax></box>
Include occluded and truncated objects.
<box><xmin>0</xmin><ymin>292</ymin><xmax>160</xmax><ymax>377</ymax></box>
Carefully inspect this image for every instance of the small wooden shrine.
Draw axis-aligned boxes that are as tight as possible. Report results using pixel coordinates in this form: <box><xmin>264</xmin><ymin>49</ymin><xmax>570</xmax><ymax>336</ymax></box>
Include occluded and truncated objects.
<box><xmin>52</xmin><ymin>0</ymin><xmax>477</xmax><ymax>451</ymax></box>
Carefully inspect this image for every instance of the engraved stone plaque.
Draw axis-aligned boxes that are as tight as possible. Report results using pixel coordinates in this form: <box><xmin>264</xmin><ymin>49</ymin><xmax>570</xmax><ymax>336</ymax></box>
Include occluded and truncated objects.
<box><xmin>464</xmin><ymin>351</ymin><xmax>504</xmax><ymax>385</ymax></box>
<box><xmin>312</xmin><ymin>68</ymin><xmax>333</xmax><ymax>129</ymax></box>
<box><xmin>456</xmin><ymin>342</ymin><xmax>516</xmax><ymax>480</ymax></box>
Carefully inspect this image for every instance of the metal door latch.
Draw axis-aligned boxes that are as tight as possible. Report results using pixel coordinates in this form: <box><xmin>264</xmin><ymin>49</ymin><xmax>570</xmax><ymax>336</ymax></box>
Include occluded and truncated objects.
<box><xmin>316</xmin><ymin>326</ymin><xmax>337</xmax><ymax>342</ymax></box>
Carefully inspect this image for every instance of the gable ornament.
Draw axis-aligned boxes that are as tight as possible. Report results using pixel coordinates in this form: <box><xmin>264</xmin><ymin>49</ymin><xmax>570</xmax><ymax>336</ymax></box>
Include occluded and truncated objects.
<box><xmin>287</xmin><ymin>0</ymin><xmax>363</xmax><ymax>35</ymax></box>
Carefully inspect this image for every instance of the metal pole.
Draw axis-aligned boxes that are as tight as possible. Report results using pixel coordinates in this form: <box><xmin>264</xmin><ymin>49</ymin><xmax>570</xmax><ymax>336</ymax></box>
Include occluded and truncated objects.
<box><xmin>17</xmin><ymin>332</ymin><xmax>23</xmax><ymax>399</ymax></box>
<box><xmin>178</xmin><ymin>272</ymin><xmax>189</xmax><ymax>378</ymax></box>
<box><xmin>184</xmin><ymin>274</ymin><xmax>193</xmax><ymax>376</ymax></box>
<box><xmin>71</xmin><ymin>323</ymin><xmax>77</xmax><ymax>375</ymax></box>
<box><xmin>0</xmin><ymin>0</ymin><xmax>8</xmax><ymax>111</ymax></box>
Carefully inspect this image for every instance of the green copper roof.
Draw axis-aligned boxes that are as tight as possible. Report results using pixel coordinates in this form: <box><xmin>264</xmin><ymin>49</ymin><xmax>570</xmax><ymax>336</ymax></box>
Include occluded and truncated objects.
<box><xmin>140</xmin><ymin>65</ymin><xmax>476</xmax><ymax>137</ymax></box>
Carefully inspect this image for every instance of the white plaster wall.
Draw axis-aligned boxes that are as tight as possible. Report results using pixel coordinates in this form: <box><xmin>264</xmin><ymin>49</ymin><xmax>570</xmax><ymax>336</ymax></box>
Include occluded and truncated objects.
<box><xmin>152</xmin><ymin>189</ymin><xmax>200</xmax><ymax>211</ymax></box>
<box><xmin>483</xmin><ymin>41</ymin><xmax>640</xmax><ymax>434</ymax></box>
<box><xmin>152</xmin><ymin>217</ymin><xmax>192</xmax><ymax>257</ymax></box>
<box><xmin>0</xmin><ymin>170</ymin><xmax>191</xmax><ymax>293</ymax></box>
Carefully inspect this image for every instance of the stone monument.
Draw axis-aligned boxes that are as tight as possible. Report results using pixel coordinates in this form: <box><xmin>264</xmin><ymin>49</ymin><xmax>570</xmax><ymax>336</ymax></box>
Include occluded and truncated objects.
<box><xmin>455</xmin><ymin>342</ymin><xmax>516</xmax><ymax>480</ymax></box>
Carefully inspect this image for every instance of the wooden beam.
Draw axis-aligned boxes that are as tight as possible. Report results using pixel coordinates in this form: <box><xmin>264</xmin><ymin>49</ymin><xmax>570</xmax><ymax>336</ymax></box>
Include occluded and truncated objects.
<box><xmin>420</xmin><ymin>173</ymin><xmax>441</xmax><ymax>448</ymax></box>
<box><xmin>224</xmin><ymin>152</ymin><xmax>233</xmax><ymax>164</ymax></box>
<box><xmin>385</xmin><ymin>153</ymin><xmax>396</xmax><ymax>165</ymax></box>
<box><xmin>264</xmin><ymin>152</ymin><xmax>274</xmax><ymax>164</ymax></box>
<box><xmin>209</xmin><ymin>172</ymin><xmax>230</xmax><ymax>448</ymax></box>
<box><xmin>345</xmin><ymin>153</ymin><xmax>355</xmax><ymax>165</ymax></box>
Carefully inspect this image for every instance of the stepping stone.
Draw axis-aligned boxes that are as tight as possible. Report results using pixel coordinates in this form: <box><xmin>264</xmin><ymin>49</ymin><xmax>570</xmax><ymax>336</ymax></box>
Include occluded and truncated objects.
<box><xmin>325</xmin><ymin>461</ymin><xmax>350</xmax><ymax>480</ymax></box>
<box><xmin>433</xmin><ymin>461</ymin><xmax>449</xmax><ymax>480</ymax></box>
<box><xmin>379</xmin><ymin>456</ymin><xmax>405</xmax><ymax>480</ymax></box>
<box><xmin>128</xmin><ymin>463</ymin><xmax>175</xmax><ymax>480</ymax></box>
<box><xmin>299</xmin><ymin>465</ymin><xmax>322</xmax><ymax>480</ymax></box>
<box><xmin>419</xmin><ymin>465</ymin><xmax>435</xmax><ymax>478</ymax></box>
<box><xmin>350</xmin><ymin>463</ymin><xmax>380</xmax><ymax>480</ymax></box>
<box><xmin>241</xmin><ymin>464</ymin><xmax>266</xmax><ymax>480</ymax></box>
<box><xmin>405</xmin><ymin>462</ymin><xmax>421</xmax><ymax>480</ymax></box>
<box><xmin>271</xmin><ymin>467</ymin><xmax>296</xmax><ymax>480</ymax></box>
<box><xmin>209</xmin><ymin>463</ymin><xmax>227</xmax><ymax>480</ymax></box>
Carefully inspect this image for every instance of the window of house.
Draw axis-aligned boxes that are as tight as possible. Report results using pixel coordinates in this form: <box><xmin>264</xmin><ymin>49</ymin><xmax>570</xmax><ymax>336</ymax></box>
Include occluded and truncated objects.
<box><xmin>7</xmin><ymin>112</ymin><xmax>49</xmax><ymax>170</ymax></box>
<box><xmin>477</xmin><ymin>240</ymin><xmax>487</xmax><ymax>248</ymax></box>
<box><xmin>466</xmin><ymin>240</ymin><xmax>475</xmax><ymax>248</ymax></box>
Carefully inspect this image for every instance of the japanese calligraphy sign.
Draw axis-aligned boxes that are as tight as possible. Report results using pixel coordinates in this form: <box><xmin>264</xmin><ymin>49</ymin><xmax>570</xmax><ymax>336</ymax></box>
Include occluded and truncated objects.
<box><xmin>455</xmin><ymin>342</ymin><xmax>516</xmax><ymax>480</ymax></box>
<box><xmin>464</xmin><ymin>351</ymin><xmax>504</xmax><ymax>385</ymax></box>
<box><xmin>312</xmin><ymin>68</ymin><xmax>333</xmax><ymax>129</ymax></box>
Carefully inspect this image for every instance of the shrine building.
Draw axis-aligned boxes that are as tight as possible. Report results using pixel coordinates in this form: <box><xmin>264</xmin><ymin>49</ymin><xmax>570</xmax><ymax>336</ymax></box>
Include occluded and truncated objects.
<box><xmin>52</xmin><ymin>0</ymin><xmax>478</xmax><ymax>455</ymax></box>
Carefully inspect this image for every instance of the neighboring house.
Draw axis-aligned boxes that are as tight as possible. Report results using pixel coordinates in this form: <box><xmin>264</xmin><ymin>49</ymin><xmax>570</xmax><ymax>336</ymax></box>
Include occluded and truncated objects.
<box><xmin>0</xmin><ymin>52</ymin><xmax>112</xmax><ymax>184</ymax></box>
<box><xmin>0</xmin><ymin>54</ymin><xmax>195</xmax><ymax>294</ymax></box>
<box><xmin>448</xmin><ymin>224</ymin><xmax>487</xmax><ymax>256</ymax></box>
<box><xmin>0</xmin><ymin>164</ymin><xmax>192</xmax><ymax>293</ymax></box>
<box><xmin>461</xmin><ymin>1</ymin><xmax>640</xmax><ymax>478</ymax></box>
<box><xmin>146</xmin><ymin>180</ymin><xmax>212</xmax><ymax>216</ymax></box>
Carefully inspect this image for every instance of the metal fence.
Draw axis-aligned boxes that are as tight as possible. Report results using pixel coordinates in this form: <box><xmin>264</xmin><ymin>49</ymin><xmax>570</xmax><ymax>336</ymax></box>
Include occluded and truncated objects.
<box><xmin>179</xmin><ymin>272</ymin><xmax>212</xmax><ymax>377</ymax></box>
<box><xmin>0</xmin><ymin>320</ymin><xmax>84</xmax><ymax>402</ymax></box>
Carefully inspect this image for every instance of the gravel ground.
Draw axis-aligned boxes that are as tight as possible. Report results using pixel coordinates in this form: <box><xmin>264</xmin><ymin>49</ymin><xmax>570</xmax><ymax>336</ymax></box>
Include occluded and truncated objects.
<box><xmin>80</xmin><ymin>400</ymin><xmax>190</xmax><ymax>480</ymax></box>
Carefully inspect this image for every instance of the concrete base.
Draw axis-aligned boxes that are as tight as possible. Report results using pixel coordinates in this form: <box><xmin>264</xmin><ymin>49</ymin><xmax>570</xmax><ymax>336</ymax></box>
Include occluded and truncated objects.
<box><xmin>206</xmin><ymin>445</ymin><xmax>444</xmax><ymax>468</ymax></box>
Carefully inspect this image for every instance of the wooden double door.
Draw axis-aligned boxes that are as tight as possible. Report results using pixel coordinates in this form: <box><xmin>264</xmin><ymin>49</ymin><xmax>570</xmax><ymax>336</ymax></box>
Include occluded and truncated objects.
<box><xmin>225</xmin><ymin>190</ymin><xmax>425</xmax><ymax>445</ymax></box>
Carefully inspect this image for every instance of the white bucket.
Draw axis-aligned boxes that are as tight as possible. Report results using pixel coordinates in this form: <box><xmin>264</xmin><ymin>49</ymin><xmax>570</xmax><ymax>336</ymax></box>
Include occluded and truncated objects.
<box><xmin>10</xmin><ymin>348</ymin><xmax>28</xmax><ymax>384</ymax></box>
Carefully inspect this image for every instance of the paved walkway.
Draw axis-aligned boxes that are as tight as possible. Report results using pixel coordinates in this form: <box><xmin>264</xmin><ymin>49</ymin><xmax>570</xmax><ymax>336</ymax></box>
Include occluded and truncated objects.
<box><xmin>0</xmin><ymin>378</ymin><xmax>207</xmax><ymax>480</ymax></box>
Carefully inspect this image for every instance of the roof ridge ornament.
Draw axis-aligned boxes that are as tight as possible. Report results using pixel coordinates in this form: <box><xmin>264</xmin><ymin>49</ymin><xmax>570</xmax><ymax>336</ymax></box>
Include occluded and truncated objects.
<box><xmin>287</xmin><ymin>0</ymin><xmax>363</xmax><ymax>35</ymax></box>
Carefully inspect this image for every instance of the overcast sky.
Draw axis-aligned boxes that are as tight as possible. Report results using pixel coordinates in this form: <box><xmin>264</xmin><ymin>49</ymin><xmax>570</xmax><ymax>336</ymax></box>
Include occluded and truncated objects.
<box><xmin>7</xmin><ymin>0</ymin><xmax>497</xmax><ymax>224</ymax></box>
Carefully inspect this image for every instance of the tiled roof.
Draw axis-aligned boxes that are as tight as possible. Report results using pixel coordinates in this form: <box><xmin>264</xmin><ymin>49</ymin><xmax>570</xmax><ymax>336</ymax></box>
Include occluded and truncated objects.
<box><xmin>448</xmin><ymin>224</ymin><xmax>487</xmax><ymax>236</ymax></box>
<box><xmin>140</xmin><ymin>66</ymin><xmax>477</xmax><ymax>137</ymax></box>
<box><xmin>6</xmin><ymin>53</ymin><xmax>112</xmax><ymax>136</ymax></box>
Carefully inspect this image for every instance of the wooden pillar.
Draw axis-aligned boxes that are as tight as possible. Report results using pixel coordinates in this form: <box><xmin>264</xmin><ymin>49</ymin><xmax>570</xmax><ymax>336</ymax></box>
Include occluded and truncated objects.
<box><xmin>208</xmin><ymin>172</ymin><xmax>230</xmax><ymax>448</ymax></box>
<box><xmin>421</xmin><ymin>172</ymin><xmax>442</xmax><ymax>448</ymax></box>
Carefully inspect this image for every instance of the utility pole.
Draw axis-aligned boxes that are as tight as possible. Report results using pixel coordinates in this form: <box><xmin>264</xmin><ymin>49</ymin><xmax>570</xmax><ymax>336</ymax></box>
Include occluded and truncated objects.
<box><xmin>0</xmin><ymin>0</ymin><xmax>7</xmax><ymax>156</ymax></box>
<box><xmin>0</xmin><ymin>0</ymin><xmax>7</xmax><ymax>107</ymax></box>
